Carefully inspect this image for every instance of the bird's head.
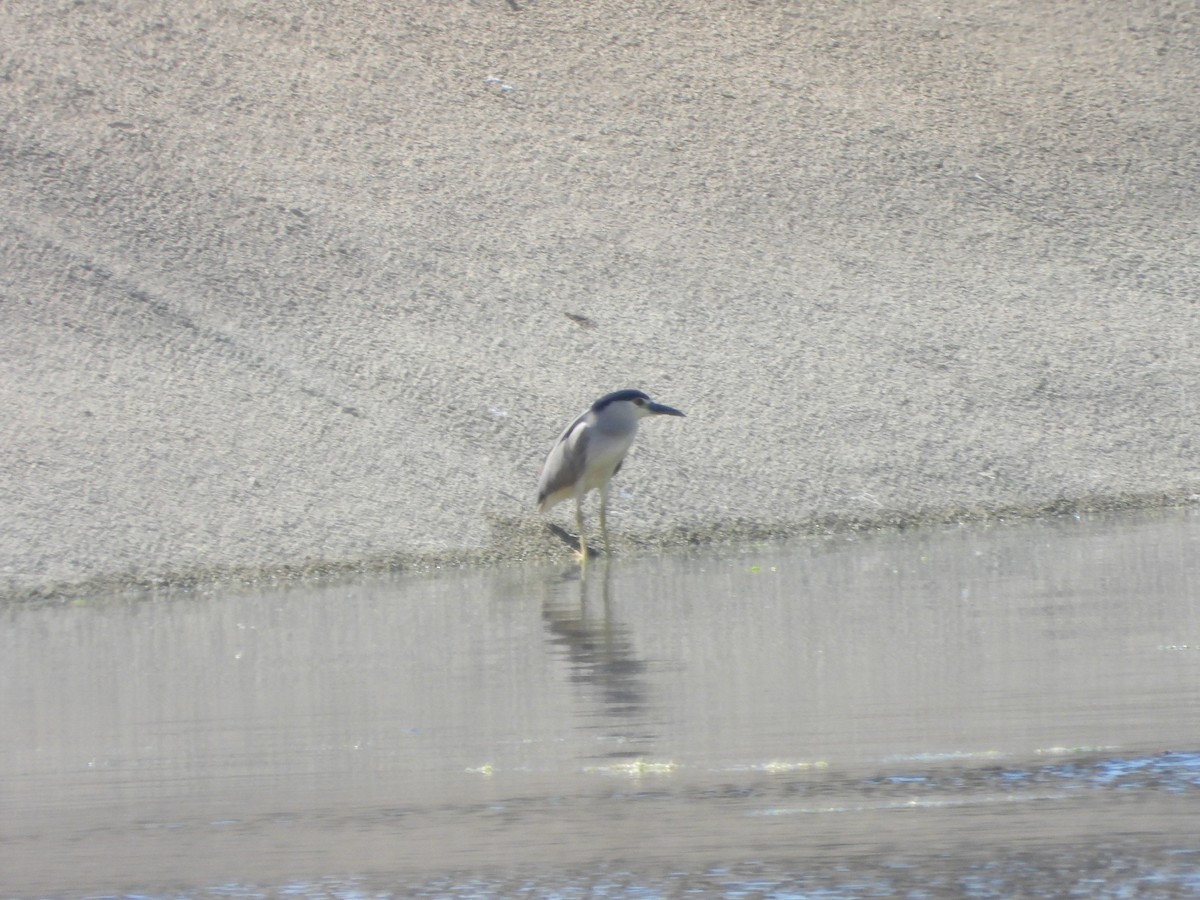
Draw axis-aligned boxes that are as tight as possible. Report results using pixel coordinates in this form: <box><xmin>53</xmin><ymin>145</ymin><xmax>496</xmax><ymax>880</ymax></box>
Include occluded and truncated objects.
<box><xmin>591</xmin><ymin>389</ymin><xmax>686</xmax><ymax>423</ymax></box>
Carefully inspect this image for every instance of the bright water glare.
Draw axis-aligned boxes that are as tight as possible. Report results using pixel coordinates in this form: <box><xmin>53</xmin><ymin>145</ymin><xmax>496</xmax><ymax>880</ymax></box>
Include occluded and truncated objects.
<box><xmin>3</xmin><ymin>510</ymin><xmax>1200</xmax><ymax>897</ymax></box>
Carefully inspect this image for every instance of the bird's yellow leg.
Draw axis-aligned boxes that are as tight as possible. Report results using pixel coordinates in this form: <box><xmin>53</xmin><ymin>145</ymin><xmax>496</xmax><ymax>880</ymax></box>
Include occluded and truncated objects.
<box><xmin>599</xmin><ymin>484</ymin><xmax>611</xmax><ymax>555</ymax></box>
<box><xmin>575</xmin><ymin>496</ymin><xmax>588</xmax><ymax>566</ymax></box>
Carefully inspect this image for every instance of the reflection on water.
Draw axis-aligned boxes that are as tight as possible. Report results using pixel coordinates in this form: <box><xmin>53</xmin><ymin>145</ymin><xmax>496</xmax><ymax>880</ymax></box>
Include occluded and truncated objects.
<box><xmin>542</xmin><ymin>562</ymin><xmax>655</xmax><ymax>756</ymax></box>
<box><xmin>2</xmin><ymin>509</ymin><xmax>1199</xmax><ymax>897</ymax></box>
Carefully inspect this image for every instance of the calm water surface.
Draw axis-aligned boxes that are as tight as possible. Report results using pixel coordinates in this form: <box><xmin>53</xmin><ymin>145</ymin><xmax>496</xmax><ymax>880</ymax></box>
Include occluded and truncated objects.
<box><xmin>3</xmin><ymin>511</ymin><xmax>1200</xmax><ymax>897</ymax></box>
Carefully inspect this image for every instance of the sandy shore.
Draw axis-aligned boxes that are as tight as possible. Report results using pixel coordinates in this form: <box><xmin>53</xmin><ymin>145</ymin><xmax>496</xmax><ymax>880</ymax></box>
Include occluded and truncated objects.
<box><xmin>2</xmin><ymin>0</ymin><xmax>1197</xmax><ymax>599</ymax></box>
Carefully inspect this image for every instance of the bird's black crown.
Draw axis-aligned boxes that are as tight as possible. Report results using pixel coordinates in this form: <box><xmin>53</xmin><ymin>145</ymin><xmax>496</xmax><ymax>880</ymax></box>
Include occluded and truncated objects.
<box><xmin>591</xmin><ymin>389</ymin><xmax>650</xmax><ymax>411</ymax></box>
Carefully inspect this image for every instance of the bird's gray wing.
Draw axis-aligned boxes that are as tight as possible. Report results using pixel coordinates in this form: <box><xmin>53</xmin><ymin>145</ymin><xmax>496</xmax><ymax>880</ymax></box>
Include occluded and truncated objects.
<box><xmin>537</xmin><ymin>413</ymin><xmax>590</xmax><ymax>510</ymax></box>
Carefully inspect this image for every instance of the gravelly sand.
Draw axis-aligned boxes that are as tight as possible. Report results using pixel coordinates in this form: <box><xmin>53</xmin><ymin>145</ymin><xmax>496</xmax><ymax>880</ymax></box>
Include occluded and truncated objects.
<box><xmin>2</xmin><ymin>0</ymin><xmax>1197</xmax><ymax>598</ymax></box>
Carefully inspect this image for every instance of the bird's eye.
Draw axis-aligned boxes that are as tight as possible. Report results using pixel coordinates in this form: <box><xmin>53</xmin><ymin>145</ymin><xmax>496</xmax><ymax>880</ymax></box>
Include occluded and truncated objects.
<box><xmin>634</xmin><ymin>397</ymin><xmax>645</xmax><ymax>406</ymax></box>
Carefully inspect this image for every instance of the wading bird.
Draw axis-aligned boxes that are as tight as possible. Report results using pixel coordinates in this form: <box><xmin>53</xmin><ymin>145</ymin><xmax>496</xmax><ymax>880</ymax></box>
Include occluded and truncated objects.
<box><xmin>537</xmin><ymin>389</ymin><xmax>685</xmax><ymax>558</ymax></box>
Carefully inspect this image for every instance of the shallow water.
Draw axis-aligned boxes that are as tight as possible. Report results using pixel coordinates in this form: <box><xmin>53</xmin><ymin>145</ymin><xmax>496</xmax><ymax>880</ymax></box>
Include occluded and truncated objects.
<box><xmin>3</xmin><ymin>510</ymin><xmax>1200</xmax><ymax>897</ymax></box>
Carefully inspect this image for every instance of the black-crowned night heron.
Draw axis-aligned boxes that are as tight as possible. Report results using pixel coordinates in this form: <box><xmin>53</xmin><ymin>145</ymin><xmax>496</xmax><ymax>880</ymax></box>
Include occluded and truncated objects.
<box><xmin>537</xmin><ymin>389</ymin><xmax>685</xmax><ymax>556</ymax></box>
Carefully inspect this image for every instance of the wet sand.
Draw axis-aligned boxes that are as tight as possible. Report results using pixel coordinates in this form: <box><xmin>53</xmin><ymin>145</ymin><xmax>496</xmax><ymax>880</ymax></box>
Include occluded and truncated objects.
<box><xmin>2</xmin><ymin>0</ymin><xmax>1198</xmax><ymax>599</ymax></box>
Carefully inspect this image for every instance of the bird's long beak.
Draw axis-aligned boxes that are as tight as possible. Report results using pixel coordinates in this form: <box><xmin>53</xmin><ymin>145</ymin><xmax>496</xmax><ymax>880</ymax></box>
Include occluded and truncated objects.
<box><xmin>648</xmin><ymin>402</ymin><xmax>685</xmax><ymax>417</ymax></box>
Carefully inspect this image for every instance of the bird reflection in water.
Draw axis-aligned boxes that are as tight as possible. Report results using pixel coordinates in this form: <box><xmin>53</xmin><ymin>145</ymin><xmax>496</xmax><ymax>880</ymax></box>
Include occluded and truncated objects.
<box><xmin>541</xmin><ymin>558</ymin><xmax>656</xmax><ymax>758</ymax></box>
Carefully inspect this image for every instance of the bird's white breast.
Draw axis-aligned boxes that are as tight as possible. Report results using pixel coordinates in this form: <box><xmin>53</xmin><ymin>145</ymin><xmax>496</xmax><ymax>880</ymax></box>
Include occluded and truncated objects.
<box><xmin>578</xmin><ymin>425</ymin><xmax>636</xmax><ymax>492</ymax></box>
